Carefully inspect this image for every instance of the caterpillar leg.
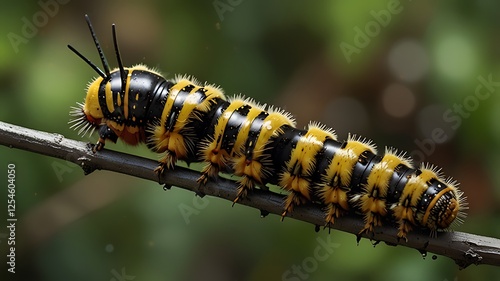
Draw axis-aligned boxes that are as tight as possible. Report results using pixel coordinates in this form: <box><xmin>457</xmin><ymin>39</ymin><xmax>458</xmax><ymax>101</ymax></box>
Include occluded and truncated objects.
<box><xmin>93</xmin><ymin>124</ymin><xmax>119</xmax><ymax>152</ymax></box>
<box><xmin>154</xmin><ymin>150</ymin><xmax>178</xmax><ymax>180</ymax></box>
<box><xmin>197</xmin><ymin>163</ymin><xmax>219</xmax><ymax>183</ymax></box>
<box><xmin>356</xmin><ymin>193</ymin><xmax>387</xmax><ymax>238</ymax></box>
<box><xmin>324</xmin><ymin>204</ymin><xmax>347</xmax><ymax>228</ymax></box>
<box><xmin>281</xmin><ymin>191</ymin><xmax>308</xmax><ymax>221</ymax></box>
<box><xmin>358</xmin><ymin>211</ymin><xmax>383</xmax><ymax>237</ymax></box>
<box><xmin>94</xmin><ymin>139</ymin><xmax>106</xmax><ymax>152</ymax></box>
<box><xmin>321</xmin><ymin>185</ymin><xmax>350</xmax><ymax>227</ymax></box>
<box><xmin>232</xmin><ymin>155</ymin><xmax>267</xmax><ymax>205</ymax></box>
<box><xmin>279</xmin><ymin>174</ymin><xmax>311</xmax><ymax>220</ymax></box>
<box><xmin>233</xmin><ymin>176</ymin><xmax>256</xmax><ymax>205</ymax></box>
<box><xmin>148</xmin><ymin>124</ymin><xmax>191</xmax><ymax>182</ymax></box>
<box><xmin>195</xmin><ymin>161</ymin><xmax>223</xmax><ymax>197</ymax></box>
<box><xmin>392</xmin><ymin>204</ymin><xmax>416</xmax><ymax>242</ymax></box>
<box><xmin>397</xmin><ymin>220</ymin><xmax>413</xmax><ymax>242</ymax></box>
<box><xmin>197</xmin><ymin>136</ymin><xmax>230</xmax><ymax>184</ymax></box>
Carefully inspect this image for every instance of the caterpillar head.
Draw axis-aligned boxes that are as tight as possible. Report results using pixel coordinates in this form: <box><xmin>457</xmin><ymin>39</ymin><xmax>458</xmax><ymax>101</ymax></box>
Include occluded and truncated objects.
<box><xmin>83</xmin><ymin>77</ymin><xmax>105</xmax><ymax>122</ymax></box>
<box><xmin>68</xmin><ymin>76</ymin><xmax>105</xmax><ymax>137</ymax></box>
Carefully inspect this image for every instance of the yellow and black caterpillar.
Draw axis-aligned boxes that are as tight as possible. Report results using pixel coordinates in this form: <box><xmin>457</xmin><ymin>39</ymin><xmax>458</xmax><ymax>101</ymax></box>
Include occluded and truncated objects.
<box><xmin>69</xmin><ymin>15</ymin><xmax>466</xmax><ymax>240</ymax></box>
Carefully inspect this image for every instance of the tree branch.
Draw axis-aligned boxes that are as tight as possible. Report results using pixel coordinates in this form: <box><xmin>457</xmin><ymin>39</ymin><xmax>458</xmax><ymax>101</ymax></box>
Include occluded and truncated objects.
<box><xmin>0</xmin><ymin>120</ymin><xmax>498</xmax><ymax>268</ymax></box>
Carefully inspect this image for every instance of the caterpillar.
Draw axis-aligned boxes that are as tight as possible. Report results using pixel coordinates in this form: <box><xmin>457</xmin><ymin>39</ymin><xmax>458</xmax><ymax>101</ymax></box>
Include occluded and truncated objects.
<box><xmin>68</xmin><ymin>15</ymin><xmax>467</xmax><ymax>240</ymax></box>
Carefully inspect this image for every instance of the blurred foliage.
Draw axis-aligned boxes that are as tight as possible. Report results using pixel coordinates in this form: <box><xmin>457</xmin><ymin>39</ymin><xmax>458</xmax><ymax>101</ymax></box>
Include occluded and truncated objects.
<box><xmin>0</xmin><ymin>0</ymin><xmax>499</xmax><ymax>280</ymax></box>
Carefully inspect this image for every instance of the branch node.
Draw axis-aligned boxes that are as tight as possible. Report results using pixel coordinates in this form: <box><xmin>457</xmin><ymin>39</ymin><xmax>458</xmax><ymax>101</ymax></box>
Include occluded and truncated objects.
<box><xmin>459</xmin><ymin>249</ymin><xmax>483</xmax><ymax>268</ymax></box>
<box><xmin>77</xmin><ymin>156</ymin><xmax>96</xmax><ymax>175</ymax></box>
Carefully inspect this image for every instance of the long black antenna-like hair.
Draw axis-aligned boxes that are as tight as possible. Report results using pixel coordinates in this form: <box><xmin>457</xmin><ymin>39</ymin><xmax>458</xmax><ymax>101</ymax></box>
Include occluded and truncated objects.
<box><xmin>112</xmin><ymin>23</ymin><xmax>127</xmax><ymax>92</ymax></box>
<box><xmin>67</xmin><ymin>14</ymin><xmax>127</xmax><ymax>86</ymax></box>
<box><xmin>67</xmin><ymin>15</ymin><xmax>108</xmax><ymax>78</ymax></box>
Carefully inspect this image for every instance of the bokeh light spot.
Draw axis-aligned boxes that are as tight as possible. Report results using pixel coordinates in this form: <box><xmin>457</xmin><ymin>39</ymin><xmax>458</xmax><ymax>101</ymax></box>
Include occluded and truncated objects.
<box><xmin>382</xmin><ymin>83</ymin><xmax>416</xmax><ymax>118</ymax></box>
<box><xmin>388</xmin><ymin>39</ymin><xmax>429</xmax><ymax>82</ymax></box>
<box><xmin>435</xmin><ymin>34</ymin><xmax>477</xmax><ymax>80</ymax></box>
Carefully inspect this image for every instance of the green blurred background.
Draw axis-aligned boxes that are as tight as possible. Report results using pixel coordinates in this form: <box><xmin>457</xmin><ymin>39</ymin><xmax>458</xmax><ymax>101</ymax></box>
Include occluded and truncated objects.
<box><xmin>1</xmin><ymin>0</ymin><xmax>499</xmax><ymax>280</ymax></box>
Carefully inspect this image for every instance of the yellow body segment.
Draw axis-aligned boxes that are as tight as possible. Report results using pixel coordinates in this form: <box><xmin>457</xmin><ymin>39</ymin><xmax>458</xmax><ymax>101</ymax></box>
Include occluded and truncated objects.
<box><xmin>83</xmin><ymin>77</ymin><xmax>105</xmax><ymax>121</ymax></box>
<box><xmin>151</xmin><ymin>78</ymin><xmax>227</xmax><ymax>172</ymax></box>
<box><xmin>151</xmin><ymin>85</ymin><xmax>187</xmax><ymax>169</ymax></box>
<box><xmin>231</xmin><ymin>102</ymin><xmax>265</xmax><ymax>157</ymax></box>
<box><xmin>123</xmin><ymin>71</ymin><xmax>132</xmax><ymax>119</ymax></box>
<box><xmin>321</xmin><ymin>137</ymin><xmax>377</xmax><ymax>225</ymax></box>
<box><xmin>105</xmin><ymin>82</ymin><xmax>115</xmax><ymax>114</ymax></box>
<box><xmin>391</xmin><ymin>167</ymin><xmax>432</xmax><ymax>239</ymax></box>
<box><xmin>172</xmin><ymin>78</ymin><xmax>204</xmax><ymax>126</ymax></box>
<box><xmin>356</xmin><ymin>150</ymin><xmax>412</xmax><ymax>235</ymax></box>
<box><xmin>232</xmin><ymin>110</ymin><xmax>296</xmax><ymax>202</ymax></box>
<box><xmin>280</xmin><ymin>123</ymin><xmax>336</xmax><ymax>218</ymax></box>
<box><xmin>198</xmin><ymin>99</ymin><xmax>247</xmax><ymax>181</ymax></box>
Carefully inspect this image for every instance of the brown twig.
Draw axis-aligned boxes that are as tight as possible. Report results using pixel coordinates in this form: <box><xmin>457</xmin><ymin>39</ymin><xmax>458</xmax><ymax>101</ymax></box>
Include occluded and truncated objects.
<box><xmin>0</xmin><ymin>120</ymin><xmax>499</xmax><ymax>268</ymax></box>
